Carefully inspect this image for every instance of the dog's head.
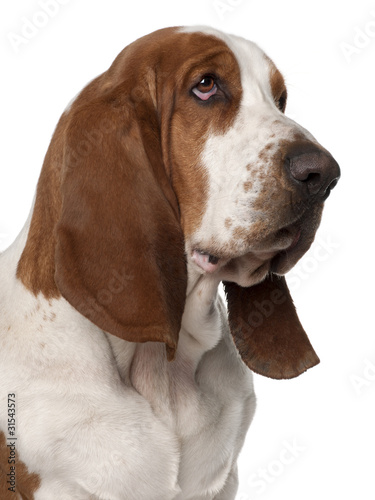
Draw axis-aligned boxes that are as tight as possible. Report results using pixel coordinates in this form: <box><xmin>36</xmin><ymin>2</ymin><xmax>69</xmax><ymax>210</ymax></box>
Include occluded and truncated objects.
<box><xmin>17</xmin><ymin>27</ymin><xmax>340</xmax><ymax>379</ymax></box>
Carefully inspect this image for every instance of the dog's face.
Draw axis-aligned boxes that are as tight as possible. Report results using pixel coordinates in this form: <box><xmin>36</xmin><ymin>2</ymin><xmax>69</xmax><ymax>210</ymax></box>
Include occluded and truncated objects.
<box><xmin>168</xmin><ymin>28</ymin><xmax>340</xmax><ymax>287</ymax></box>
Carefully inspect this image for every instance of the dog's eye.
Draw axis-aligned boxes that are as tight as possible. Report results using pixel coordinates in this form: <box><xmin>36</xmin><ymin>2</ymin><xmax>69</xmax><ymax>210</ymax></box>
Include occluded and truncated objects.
<box><xmin>192</xmin><ymin>76</ymin><xmax>218</xmax><ymax>101</ymax></box>
<box><xmin>276</xmin><ymin>89</ymin><xmax>287</xmax><ymax>113</ymax></box>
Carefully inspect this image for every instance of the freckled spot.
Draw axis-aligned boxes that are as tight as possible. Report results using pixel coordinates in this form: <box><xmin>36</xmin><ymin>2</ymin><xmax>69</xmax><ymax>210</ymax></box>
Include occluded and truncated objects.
<box><xmin>258</xmin><ymin>150</ymin><xmax>269</xmax><ymax>162</ymax></box>
<box><xmin>50</xmin><ymin>312</ymin><xmax>57</xmax><ymax>322</ymax></box>
<box><xmin>243</xmin><ymin>181</ymin><xmax>253</xmax><ymax>193</ymax></box>
<box><xmin>271</xmin><ymin>119</ymin><xmax>283</xmax><ymax>128</ymax></box>
<box><xmin>40</xmin><ymin>343</ymin><xmax>46</xmax><ymax>349</ymax></box>
<box><xmin>225</xmin><ymin>218</ymin><xmax>233</xmax><ymax>228</ymax></box>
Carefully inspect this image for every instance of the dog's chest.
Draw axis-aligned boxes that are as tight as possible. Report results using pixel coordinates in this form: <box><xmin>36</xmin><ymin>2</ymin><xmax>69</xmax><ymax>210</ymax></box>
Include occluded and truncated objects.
<box><xmin>125</xmin><ymin>329</ymin><xmax>255</xmax><ymax>497</ymax></box>
<box><xmin>130</xmin><ymin>341</ymin><xmax>218</xmax><ymax>438</ymax></box>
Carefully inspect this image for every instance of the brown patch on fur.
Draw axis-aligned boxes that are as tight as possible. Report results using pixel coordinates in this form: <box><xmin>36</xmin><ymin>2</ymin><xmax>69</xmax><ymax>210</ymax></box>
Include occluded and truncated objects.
<box><xmin>224</xmin><ymin>217</ymin><xmax>233</xmax><ymax>228</ymax></box>
<box><xmin>243</xmin><ymin>181</ymin><xmax>253</xmax><ymax>192</ymax></box>
<box><xmin>257</xmin><ymin>143</ymin><xmax>273</xmax><ymax>162</ymax></box>
<box><xmin>0</xmin><ymin>432</ymin><xmax>41</xmax><ymax>500</ymax></box>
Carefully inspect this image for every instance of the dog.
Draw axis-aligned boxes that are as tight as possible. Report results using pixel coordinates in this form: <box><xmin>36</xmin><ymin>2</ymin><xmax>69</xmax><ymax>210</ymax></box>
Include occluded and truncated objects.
<box><xmin>0</xmin><ymin>26</ymin><xmax>340</xmax><ymax>499</ymax></box>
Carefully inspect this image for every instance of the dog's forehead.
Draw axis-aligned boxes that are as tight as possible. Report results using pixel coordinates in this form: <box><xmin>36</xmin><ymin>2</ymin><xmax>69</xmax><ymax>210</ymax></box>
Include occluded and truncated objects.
<box><xmin>179</xmin><ymin>26</ymin><xmax>277</xmax><ymax>95</ymax></box>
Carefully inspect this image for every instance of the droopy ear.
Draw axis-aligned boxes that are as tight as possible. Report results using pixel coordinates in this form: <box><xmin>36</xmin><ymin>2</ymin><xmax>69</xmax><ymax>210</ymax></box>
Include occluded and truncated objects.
<box><xmin>224</xmin><ymin>275</ymin><xmax>319</xmax><ymax>379</ymax></box>
<box><xmin>54</xmin><ymin>89</ymin><xmax>187</xmax><ymax>360</ymax></box>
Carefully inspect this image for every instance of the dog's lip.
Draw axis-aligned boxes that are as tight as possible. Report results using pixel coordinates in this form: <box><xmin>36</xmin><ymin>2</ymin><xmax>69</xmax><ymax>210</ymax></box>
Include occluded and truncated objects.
<box><xmin>246</xmin><ymin>224</ymin><xmax>302</xmax><ymax>257</ymax></box>
<box><xmin>285</xmin><ymin>227</ymin><xmax>302</xmax><ymax>251</ymax></box>
<box><xmin>271</xmin><ymin>227</ymin><xmax>303</xmax><ymax>274</ymax></box>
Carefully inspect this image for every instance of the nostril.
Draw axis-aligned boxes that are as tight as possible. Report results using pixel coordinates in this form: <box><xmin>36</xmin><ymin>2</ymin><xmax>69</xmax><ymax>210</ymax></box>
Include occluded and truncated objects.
<box><xmin>287</xmin><ymin>155</ymin><xmax>324</xmax><ymax>195</ymax></box>
<box><xmin>322</xmin><ymin>176</ymin><xmax>340</xmax><ymax>200</ymax></box>
<box><xmin>286</xmin><ymin>146</ymin><xmax>341</xmax><ymax>199</ymax></box>
<box><xmin>287</xmin><ymin>155</ymin><xmax>321</xmax><ymax>183</ymax></box>
<box><xmin>304</xmin><ymin>172</ymin><xmax>322</xmax><ymax>194</ymax></box>
<box><xmin>305</xmin><ymin>172</ymin><xmax>320</xmax><ymax>183</ymax></box>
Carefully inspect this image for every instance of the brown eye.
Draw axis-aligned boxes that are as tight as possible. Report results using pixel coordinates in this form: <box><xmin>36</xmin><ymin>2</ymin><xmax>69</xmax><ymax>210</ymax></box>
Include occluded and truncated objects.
<box><xmin>192</xmin><ymin>75</ymin><xmax>218</xmax><ymax>101</ymax></box>
<box><xmin>197</xmin><ymin>76</ymin><xmax>215</xmax><ymax>93</ymax></box>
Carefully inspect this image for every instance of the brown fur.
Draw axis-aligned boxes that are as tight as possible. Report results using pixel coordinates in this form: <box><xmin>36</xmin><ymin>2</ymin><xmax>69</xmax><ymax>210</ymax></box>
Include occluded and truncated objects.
<box><xmin>0</xmin><ymin>432</ymin><xmax>40</xmax><ymax>500</ymax></box>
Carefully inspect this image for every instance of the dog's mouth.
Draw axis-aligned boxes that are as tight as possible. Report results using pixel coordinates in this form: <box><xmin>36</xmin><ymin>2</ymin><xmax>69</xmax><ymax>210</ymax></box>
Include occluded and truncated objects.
<box><xmin>191</xmin><ymin>219</ymin><xmax>314</xmax><ymax>283</ymax></box>
<box><xmin>270</xmin><ymin>227</ymin><xmax>302</xmax><ymax>274</ymax></box>
<box><xmin>191</xmin><ymin>250</ymin><xmax>222</xmax><ymax>273</ymax></box>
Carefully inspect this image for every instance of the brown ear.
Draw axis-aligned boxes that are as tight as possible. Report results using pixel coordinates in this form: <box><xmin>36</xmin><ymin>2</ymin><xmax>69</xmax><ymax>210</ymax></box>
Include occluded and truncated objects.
<box><xmin>224</xmin><ymin>275</ymin><xmax>319</xmax><ymax>379</ymax></box>
<box><xmin>54</xmin><ymin>85</ymin><xmax>187</xmax><ymax>360</ymax></box>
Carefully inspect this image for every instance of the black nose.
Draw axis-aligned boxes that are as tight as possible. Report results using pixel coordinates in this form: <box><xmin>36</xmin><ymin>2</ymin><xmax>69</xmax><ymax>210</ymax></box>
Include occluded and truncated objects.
<box><xmin>286</xmin><ymin>143</ymin><xmax>340</xmax><ymax>199</ymax></box>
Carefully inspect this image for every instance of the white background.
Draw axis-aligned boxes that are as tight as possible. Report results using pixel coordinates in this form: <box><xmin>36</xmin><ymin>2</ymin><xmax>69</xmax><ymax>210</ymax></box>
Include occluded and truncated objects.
<box><xmin>0</xmin><ymin>0</ymin><xmax>374</xmax><ymax>499</ymax></box>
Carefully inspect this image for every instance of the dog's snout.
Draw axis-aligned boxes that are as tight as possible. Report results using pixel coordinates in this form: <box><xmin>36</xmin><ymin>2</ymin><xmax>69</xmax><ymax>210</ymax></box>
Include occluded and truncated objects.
<box><xmin>286</xmin><ymin>143</ymin><xmax>341</xmax><ymax>199</ymax></box>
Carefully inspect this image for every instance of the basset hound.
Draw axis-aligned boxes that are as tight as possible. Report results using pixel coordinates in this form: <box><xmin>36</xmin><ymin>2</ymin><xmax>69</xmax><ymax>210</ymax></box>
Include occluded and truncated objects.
<box><xmin>0</xmin><ymin>26</ymin><xmax>340</xmax><ymax>499</ymax></box>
